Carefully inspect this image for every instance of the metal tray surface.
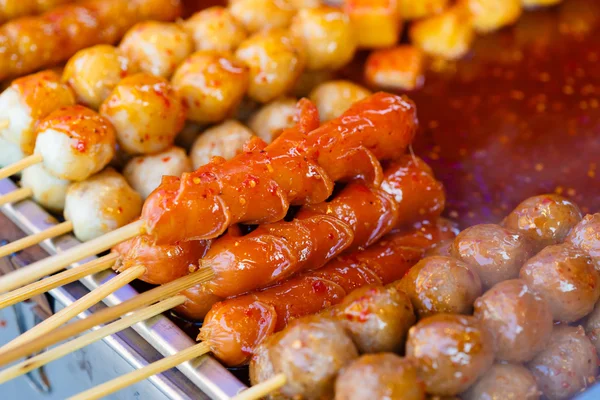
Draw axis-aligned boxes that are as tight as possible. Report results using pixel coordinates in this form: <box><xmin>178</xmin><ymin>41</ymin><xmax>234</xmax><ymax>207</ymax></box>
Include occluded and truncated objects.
<box><xmin>0</xmin><ymin>178</ymin><xmax>247</xmax><ymax>400</ymax></box>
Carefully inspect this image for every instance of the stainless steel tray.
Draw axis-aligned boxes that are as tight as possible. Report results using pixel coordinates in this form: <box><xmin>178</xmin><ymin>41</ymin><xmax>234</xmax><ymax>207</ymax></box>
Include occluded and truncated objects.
<box><xmin>0</xmin><ymin>178</ymin><xmax>247</xmax><ymax>400</ymax></box>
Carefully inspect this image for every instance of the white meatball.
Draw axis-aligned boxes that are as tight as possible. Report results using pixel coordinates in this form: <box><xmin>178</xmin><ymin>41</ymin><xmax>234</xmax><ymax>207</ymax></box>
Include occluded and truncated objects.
<box><xmin>309</xmin><ymin>80</ymin><xmax>372</xmax><ymax>122</ymax></box>
<box><xmin>248</xmin><ymin>97</ymin><xmax>297</xmax><ymax>143</ymax></box>
<box><xmin>190</xmin><ymin>120</ymin><xmax>254</xmax><ymax>169</ymax></box>
<box><xmin>34</xmin><ymin>105</ymin><xmax>116</xmax><ymax>181</ymax></box>
<box><xmin>123</xmin><ymin>146</ymin><xmax>192</xmax><ymax>199</ymax></box>
<box><xmin>64</xmin><ymin>168</ymin><xmax>142</xmax><ymax>242</ymax></box>
<box><xmin>21</xmin><ymin>164</ymin><xmax>70</xmax><ymax>213</ymax></box>
<box><xmin>0</xmin><ymin>136</ymin><xmax>25</xmax><ymax>169</ymax></box>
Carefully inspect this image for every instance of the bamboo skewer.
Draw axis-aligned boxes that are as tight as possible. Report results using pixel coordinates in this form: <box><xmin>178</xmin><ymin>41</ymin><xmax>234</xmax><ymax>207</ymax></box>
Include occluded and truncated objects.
<box><xmin>0</xmin><ymin>253</ymin><xmax>118</xmax><ymax>310</ymax></box>
<box><xmin>0</xmin><ymin>295</ymin><xmax>186</xmax><ymax>384</ymax></box>
<box><xmin>0</xmin><ymin>267</ymin><xmax>215</xmax><ymax>366</ymax></box>
<box><xmin>0</xmin><ymin>187</ymin><xmax>33</xmax><ymax>207</ymax></box>
<box><xmin>0</xmin><ymin>265</ymin><xmax>146</xmax><ymax>352</ymax></box>
<box><xmin>0</xmin><ymin>153</ymin><xmax>43</xmax><ymax>180</ymax></box>
<box><xmin>68</xmin><ymin>342</ymin><xmax>211</xmax><ymax>400</ymax></box>
<box><xmin>0</xmin><ymin>219</ymin><xmax>144</xmax><ymax>293</ymax></box>
<box><xmin>232</xmin><ymin>374</ymin><xmax>287</xmax><ymax>400</ymax></box>
<box><xmin>0</xmin><ymin>220</ymin><xmax>73</xmax><ymax>258</ymax></box>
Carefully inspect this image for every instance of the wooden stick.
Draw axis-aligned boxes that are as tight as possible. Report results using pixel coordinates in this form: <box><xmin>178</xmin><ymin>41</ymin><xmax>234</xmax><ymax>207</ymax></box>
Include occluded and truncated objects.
<box><xmin>0</xmin><ymin>267</ymin><xmax>214</xmax><ymax>366</ymax></box>
<box><xmin>232</xmin><ymin>374</ymin><xmax>287</xmax><ymax>400</ymax></box>
<box><xmin>0</xmin><ymin>220</ymin><xmax>73</xmax><ymax>258</ymax></box>
<box><xmin>0</xmin><ymin>253</ymin><xmax>118</xmax><ymax>310</ymax></box>
<box><xmin>68</xmin><ymin>342</ymin><xmax>211</xmax><ymax>400</ymax></box>
<box><xmin>0</xmin><ymin>265</ymin><xmax>146</xmax><ymax>352</ymax></box>
<box><xmin>0</xmin><ymin>153</ymin><xmax>43</xmax><ymax>180</ymax></box>
<box><xmin>0</xmin><ymin>119</ymin><xmax>8</xmax><ymax>130</ymax></box>
<box><xmin>0</xmin><ymin>295</ymin><xmax>186</xmax><ymax>384</ymax></box>
<box><xmin>0</xmin><ymin>187</ymin><xmax>33</xmax><ymax>207</ymax></box>
<box><xmin>0</xmin><ymin>219</ymin><xmax>144</xmax><ymax>293</ymax></box>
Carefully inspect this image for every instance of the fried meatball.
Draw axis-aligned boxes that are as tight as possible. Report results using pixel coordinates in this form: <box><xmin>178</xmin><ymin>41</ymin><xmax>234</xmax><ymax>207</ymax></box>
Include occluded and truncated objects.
<box><xmin>502</xmin><ymin>194</ymin><xmax>583</xmax><ymax>251</ymax></box>
<box><xmin>100</xmin><ymin>74</ymin><xmax>185</xmax><ymax>155</ymax></box>
<box><xmin>327</xmin><ymin>285</ymin><xmax>416</xmax><ymax>353</ymax></box>
<box><xmin>462</xmin><ymin>363</ymin><xmax>539</xmax><ymax>400</ymax></box>
<box><xmin>171</xmin><ymin>51</ymin><xmax>249</xmax><ymax>124</ymax></box>
<box><xmin>119</xmin><ymin>22</ymin><xmax>193</xmax><ymax>79</ymax></box>
<box><xmin>62</xmin><ymin>45</ymin><xmax>135</xmax><ymax>109</ymax></box>
<box><xmin>34</xmin><ymin>105</ymin><xmax>116</xmax><ymax>181</ymax></box>
<box><xmin>229</xmin><ymin>0</ymin><xmax>295</xmax><ymax>34</ymax></box>
<box><xmin>308</xmin><ymin>80</ymin><xmax>372</xmax><ymax>122</ymax></box>
<box><xmin>123</xmin><ymin>146</ymin><xmax>192</xmax><ymax>199</ymax></box>
<box><xmin>567</xmin><ymin>213</ymin><xmax>600</xmax><ymax>270</ymax></box>
<box><xmin>474</xmin><ymin>279</ymin><xmax>553</xmax><ymax>362</ymax></box>
<box><xmin>520</xmin><ymin>243</ymin><xmax>600</xmax><ymax>322</ymax></box>
<box><xmin>21</xmin><ymin>163</ymin><xmax>70</xmax><ymax>213</ymax></box>
<box><xmin>335</xmin><ymin>354</ymin><xmax>425</xmax><ymax>400</ymax></box>
<box><xmin>249</xmin><ymin>316</ymin><xmax>359</xmax><ymax>400</ymax></box>
<box><xmin>397</xmin><ymin>256</ymin><xmax>482</xmax><ymax>318</ymax></box>
<box><xmin>406</xmin><ymin>314</ymin><xmax>494</xmax><ymax>396</ymax></box>
<box><xmin>528</xmin><ymin>325</ymin><xmax>598</xmax><ymax>400</ymax></box>
<box><xmin>585</xmin><ymin>301</ymin><xmax>600</xmax><ymax>354</ymax></box>
<box><xmin>451</xmin><ymin>224</ymin><xmax>534</xmax><ymax>289</ymax></box>
<box><xmin>290</xmin><ymin>7</ymin><xmax>356</xmax><ymax>71</ymax></box>
<box><xmin>424</xmin><ymin>239</ymin><xmax>453</xmax><ymax>257</ymax></box>
<box><xmin>64</xmin><ymin>168</ymin><xmax>142</xmax><ymax>242</ymax></box>
<box><xmin>235</xmin><ymin>29</ymin><xmax>305</xmax><ymax>103</ymax></box>
<box><xmin>182</xmin><ymin>6</ymin><xmax>247</xmax><ymax>52</ymax></box>
<box><xmin>247</xmin><ymin>97</ymin><xmax>297</xmax><ymax>143</ymax></box>
<box><xmin>190</xmin><ymin>120</ymin><xmax>254</xmax><ymax>169</ymax></box>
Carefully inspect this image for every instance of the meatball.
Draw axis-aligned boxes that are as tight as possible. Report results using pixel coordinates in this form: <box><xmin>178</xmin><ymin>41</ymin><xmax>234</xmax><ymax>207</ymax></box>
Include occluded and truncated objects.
<box><xmin>528</xmin><ymin>325</ymin><xmax>598</xmax><ymax>400</ymax></box>
<box><xmin>62</xmin><ymin>45</ymin><xmax>135</xmax><ymax>109</ymax></box>
<box><xmin>451</xmin><ymin>224</ymin><xmax>534</xmax><ymax>289</ymax></box>
<box><xmin>64</xmin><ymin>168</ymin><xmax>142</xmax><ymax>242</ymax></box>
<box><xmin>174</xmin><ymin>284</ymin><xmax>223</xmax><ymax>320</ymax></box>
<box><xmin>424</xmin><ymin>239</ymin><xmax>453</xmax><ymax>257</ymax></box>
<box><xmin>0</xmin><ymin>70</ymin><xmax>75</xmax><ymax>155</ymax></box>
<box><xmin>123</xmin><ymin>146</ymin><xmax>192</xmax><ymax>199</ymax></box>
<box><xmin>290</xmin><ymin>7</ymin><xmax>356</xmax><ymax>71</ymax></box>
<box><xmin>100</xmin><ymin>73</ymin><xmax>186</xmax><ymax>155</ymax></box>
<box><xmin>309</xmin><ymin>80</ymin><xmax>372</xmax><ymax>122</ymax></box>
<box><xmin>398</xmin><ymin>256</ymin><xmax>482</xmax><ymax>318</ymax></box>
<box><xmin>327</xmin><ymin>285</ymin><xmax>416</xmax><ymax>353</ymax></box>
<box><xmin>182</xmin><ymin>6</ymin><xmax>247</xmax><ymax>53</ymax></box>
<box><xmin>118</xmin><ymin>22</ymin><xmax>193</xmax><ymax>79</ymax></box>
<box><xmin>462</xmin><ymin>363</ymin><xmax>539</xmax><ymax>400</ymax></box>
<box><xmin>520</xmin><ymin>243</ymin><xmax>600</xmax><ymax>322</ymax></box>
<box><xmin>585</xmin><ymin>301</ymin><xmax>600</xmax><ymax>353</ymax></box>
<box><xmin>190</xmin><ymin>120</ymin><xmax>254</xmax><ymax>169</ymax></box>
<box><xmin>249</xmin><ymin>316</ymin><xmax>359</xmax><ymax>400</ymax></box>
<box><xmin>335</xmin><ymin>354</ymin><xmax>425</xmax><ymax>400</ymax></box>
<box><xmin>0</xmin><ymin>137</ymin><xmax>24</xmax><ymax>169</ymax></box>
<box><xmin>247</xmin><ymin>97</ymin><xmax>297</xmax><ymax>143</ymax></box>
<box><xmin>229</xmin><ymin>0</ymin><xmax>296</xmax><ymax>34</ymax></box>
<box><xmin>171</xmin><ymin>51</ymin><xmax>249</xmax><ymax>124</ymax></box>
<box><xmin>502</xmin><ymin>194</ymin><xmax>583</xmax><ymax>250</ymax></box>
<box><xmin>474</xmin><ymin>279</ymin><xmax>553</xmax><ymax>362</ymax></box>
<box><xmin>406</xmin><ymin>314</ymin><xmax>494</xmax><ymax>396</ymax></box>
<box><xmin>235</xmin><ymin>29</ymin><xmax>305</xmax><ymax>103</ymax></box>
<box><xmin>112</xmin><ymin>235</ymin><xmax>208</xmax><ymax>285</ymax></box>
<box><xmin>567</xmin><ymin>213</ymin><xmax>600</xmax><ymax>269</ymax></box>
<box><xmin>21</xmin><ymin>164</ymin><xmax>70</xmax><ymax>213</ymax></box>
<box><xmin>34</xmin><ymin>105</ymin><xmax>116</xmax><ymax>181</ymax></box>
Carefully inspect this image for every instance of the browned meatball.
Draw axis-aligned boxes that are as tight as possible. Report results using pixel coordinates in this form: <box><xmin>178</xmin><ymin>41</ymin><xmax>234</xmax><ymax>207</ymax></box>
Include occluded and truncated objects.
<box><xmin>584</xmin><ymin>301</ymin><xmax>600</xmax><ymax>354</ymax></box>
<box><xmin>397</xmin><ymin>256</ymin><xmax>482</xmax><ymax>318</ymax></box>
<box><xmin>462</xmin><ymin>363</ymin><xmax>539</xmax><ymax>400</ymax></box>
<box><xmin>335</xmin><ymin>354</ymin><xmax>426</xmax><ymax>400</ymax></box>
<box><xmin>406</xmin><ymin>314</ymin><xmax>495</xmax><ymax>396</ymax></box>
<box><xmin>528</xmin><ymin>325</ymin><xmax>598</xmax><ymax>400</ymax></box>
<box><xmin>474</xmin><ymin>279</ymin><xmax>553</xmax><ymax>362</ymax></box>
<box><xmin>520</xmin><ymin>243</ymin><xmax>600</xmax><ymax>322</ymax></box>
<box><xmin>424</xmin><ymin>238</ymin><xmax>453</xmax><ymax>257</ymax></box>
<box><xmin>249</xmin><ymin>316</ymin><xmax>359</xmax><ymax>400</ymax></box>
<box><xmin>451</xmin><ymin>224</ymin><xmax>534</xmax><ymax>289</ymax></box>
<box><xmin>502</xmin><ymin>194</ymin><xmax>582</xmax><ymax>251</ymax></box>
<box><xmin>326</xmin><ymin>285</ymin><xmax>416</xmax><ymax>353</ymax></box>
<box><xmin>567</xmin><ymin>213</ymin><xmax>600</xmax><ymax>270</ymax></box>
